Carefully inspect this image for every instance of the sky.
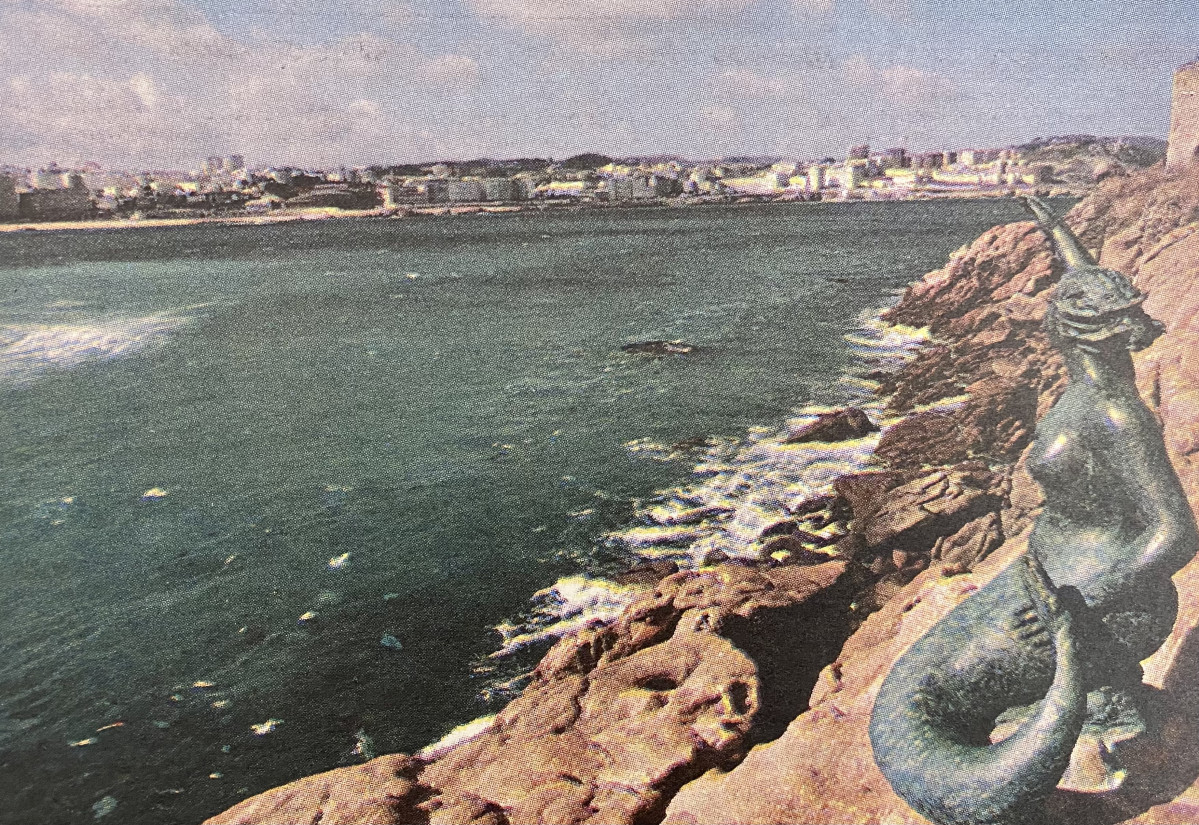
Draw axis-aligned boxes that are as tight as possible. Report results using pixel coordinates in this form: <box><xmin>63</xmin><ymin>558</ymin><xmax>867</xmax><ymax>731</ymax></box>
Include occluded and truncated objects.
<box><xmin>0</xmin><ymin>0</ymin><xmax>1195</xmax><ymax>169</ymax></box>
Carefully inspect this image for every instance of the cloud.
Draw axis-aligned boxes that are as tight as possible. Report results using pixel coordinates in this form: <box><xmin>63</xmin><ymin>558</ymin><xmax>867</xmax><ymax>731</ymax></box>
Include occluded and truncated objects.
<box><xmin>0</xmin><ymin>0</ymin><xmax>483</xmax><ymax>167</ymax></box>
<box><xmin>420</xmin><ymin>54</ymin><xmax>482</xmax><ymax>87</ymax></box>
<box><xmin>6</xmin><ymin>71</ymin><xmax>209</xmax><ymax>163</ymax></box>
<box><xmin>700</xmin><ymin>104</ymin><xmax>740</xmax><ymax>128</ymax></box>
<box><xmin>129</xmin><ymin>72</ymin><xmax>159</xmax><ymax>109</ymax></box>
<box><xmin>469</xmin><ymin>0</ymin><xmax>753</xmax><ymax>22</ymax></box>
<box><xmin>791</xmin><ymin>0</ymin><xmax>833</xmax><ymax>14</ymax></box>
<box><xmin>686</xmin><ymin>51</ymin><xmax>961</xmax><ymax>158</ymax></box>
<box><xmin>864</xmin><ymin>0</ymin><xmax>911</xmax><ymax>19</ymax></box>
<box><xmin>715</xmin><ymin>68</ymin><xmax>791</xmax><ymax>99</ymax></box>
<box><xmin>842</xmin><ymin>55</ymin><xmax>954</xmax><ymax>107</ymax></box>
<box><xmin>468</xmin><ymin>0</ymin><xmax>755</xmax><ymax>60</ymax></box>
<box><xmin>50</xmin><ymin>0</ymin><xmax>234</xmax><ymax>57</ymax></box>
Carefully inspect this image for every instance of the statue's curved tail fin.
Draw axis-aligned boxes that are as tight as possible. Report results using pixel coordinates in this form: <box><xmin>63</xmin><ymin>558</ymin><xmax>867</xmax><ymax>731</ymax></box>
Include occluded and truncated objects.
<box><xmin>869</xmin><ymin>555</ymin><xmax>1087</xmax><ymax>825</ymax></box>
<box><xmin>1020</xmin><ymin>195</ymin><xmax>1097</xmax><ymax>269</ymax></box>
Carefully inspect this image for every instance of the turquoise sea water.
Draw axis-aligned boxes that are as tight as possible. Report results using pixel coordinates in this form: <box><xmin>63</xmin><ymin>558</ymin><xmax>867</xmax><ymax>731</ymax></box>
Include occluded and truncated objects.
<box><xmin>0</xmin><ymin>200</ymin><xmax>1031</xmax><ymax>824</ymax></box>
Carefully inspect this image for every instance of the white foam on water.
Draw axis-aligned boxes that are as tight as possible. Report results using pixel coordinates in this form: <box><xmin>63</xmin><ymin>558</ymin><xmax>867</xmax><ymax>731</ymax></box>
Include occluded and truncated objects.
<box><xmin>416</xmin><ymin>714</ymin><xmax>497</xmax><ymax>760</ymax></box>
<box><xmin>623</xmin><ymin>438</ymin><xmax>681</xmax><ymax>462</ymax></box>
<box><xmin>606</xmin><ymin>422</ymin><xmax>884</xmax><ymax>564</ymax></box>
<box><xmin>846</xmin><ymin>314</ymin><xmax>930</xmax><ymax>353</ymax></box>
<box><xmin>489</xmin><ymin>575</ymin><xmax>643</xmax><ymax>659</ymax></box>
<box><xmin>0</xmin><ymin>312</ymin><xmax>192</xmax><ymax>385</ymax></box>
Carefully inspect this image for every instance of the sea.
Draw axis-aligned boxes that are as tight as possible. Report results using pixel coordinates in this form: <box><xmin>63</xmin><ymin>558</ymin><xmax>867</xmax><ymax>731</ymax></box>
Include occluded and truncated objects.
<box><xmin>0</xmin><ymin>198</ymin><xmax>1034</xmax><ymax>824</ymax></box>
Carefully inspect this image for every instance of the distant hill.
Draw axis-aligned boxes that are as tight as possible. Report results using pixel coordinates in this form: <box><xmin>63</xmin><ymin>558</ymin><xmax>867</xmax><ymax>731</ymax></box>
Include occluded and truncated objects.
<box><xmin>619</xmin><ymin>154</ymin><xmax>694</xmax><ymax>166</ymax></box>
<box><xmin>717</xmin><ymin>155</ymin><xmax>783</xmax><ymax>166</ymax></box>
<box><xmin>559</xmin><ymin>153</ymin><xmax>614</xmax><ymax>170</ymax></box>
<box><xmin>1015</xmin><ymin>135</ymin><xmax>1167</xmax><ymax>184</ymax></box>
<box><xmin>468</xmin><ymin>158</ymin><xmax>553</xmax><ymax>173</ymax></box>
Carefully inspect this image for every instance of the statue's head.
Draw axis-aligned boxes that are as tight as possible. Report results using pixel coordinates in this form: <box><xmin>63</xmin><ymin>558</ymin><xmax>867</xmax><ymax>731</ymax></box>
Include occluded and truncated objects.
<box><xmin>1047</xmin><ymin>264</ymin><xmax>1164</xmax><ymax>352</ymax></box>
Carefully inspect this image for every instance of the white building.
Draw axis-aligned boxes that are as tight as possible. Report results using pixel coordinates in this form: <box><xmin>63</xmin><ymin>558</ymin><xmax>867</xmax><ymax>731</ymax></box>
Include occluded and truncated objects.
<box><xmin>31</xmin><ymin>169</ymin><xmax>64</xmax><ymax>189</ymax></box>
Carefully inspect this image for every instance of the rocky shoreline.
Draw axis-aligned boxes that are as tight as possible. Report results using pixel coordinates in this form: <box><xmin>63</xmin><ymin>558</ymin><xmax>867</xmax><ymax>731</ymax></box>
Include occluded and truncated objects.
<box><xmin>207</xmin><ymin>164</ymin><xmax>1199</xmax><ymax>825</ymax></box>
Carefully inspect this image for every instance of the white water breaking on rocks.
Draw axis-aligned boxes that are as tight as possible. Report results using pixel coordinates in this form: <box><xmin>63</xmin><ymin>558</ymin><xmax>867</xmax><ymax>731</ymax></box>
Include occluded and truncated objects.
<box><xmin>607</xmin><ymin>311</ymin><xmax>930</xmax><ymax>566</ymax></box>
<box><xmin>481</xmin><ymin>310</ymin><xmax>932</xmax><ymax>684</ymax></box>
<box><xmin>487</xmin><ymin>575</ymin><xmax>647</xmax><ymax>659</ymax></box>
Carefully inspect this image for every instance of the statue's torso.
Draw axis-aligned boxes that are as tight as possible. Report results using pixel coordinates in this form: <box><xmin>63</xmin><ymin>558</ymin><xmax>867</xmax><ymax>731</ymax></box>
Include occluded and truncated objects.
<box><xmin>1026</xmin><ymin>382</ymin><xmax>1148</xmax><ymax>603</ymax></box>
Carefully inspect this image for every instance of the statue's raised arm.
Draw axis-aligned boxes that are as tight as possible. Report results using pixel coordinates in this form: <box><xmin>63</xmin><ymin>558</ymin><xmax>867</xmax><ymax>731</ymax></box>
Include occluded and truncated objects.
<box><xmin>868</xmin><ymin>197</ymin><xmax>1198</xmax><ymax>825</ymax></box>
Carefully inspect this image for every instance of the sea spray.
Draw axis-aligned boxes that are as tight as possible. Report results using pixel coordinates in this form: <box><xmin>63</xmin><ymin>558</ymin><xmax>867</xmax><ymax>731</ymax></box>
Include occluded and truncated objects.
<box><xmin>0</xmin><ymin>312</ymin><xmax>193</xmax><ymax>385</ymax></box>
<box><xmin>488</xmin><ymin>575</ymin><xmax>646</xmax><ymax>659</ymax></box>
<box><xmin>417</xmin><ymin>714</ymin><xmax>498</xmax><ymax>760</ymax></box>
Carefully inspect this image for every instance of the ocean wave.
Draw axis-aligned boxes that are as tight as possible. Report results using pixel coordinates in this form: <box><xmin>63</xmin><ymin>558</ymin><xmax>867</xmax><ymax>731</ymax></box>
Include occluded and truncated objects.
<box><xmin>488</xmin><ymin>575</ymin><xmax>643</xmax><ymax>659</ymax></box>
<box><xmin>0</xmin><ymin>312</ymin><xmax>192</xmax><ymax>385</ymax></box>
<box><xmin>609</xmin><ymin>426</ymin><xmax>881</xmax><ymax>564</ymax></box>
<box><xmin>843</xmin><ymin>312</ymin><xmax>930</xmax><ymax>363</ymax></box>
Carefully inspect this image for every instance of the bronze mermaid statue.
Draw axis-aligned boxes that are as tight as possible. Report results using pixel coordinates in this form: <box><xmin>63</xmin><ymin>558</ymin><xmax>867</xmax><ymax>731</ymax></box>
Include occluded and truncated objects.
<box><xmin>868</xmin><ymin>197</ymin><xmax>1198</xmax><ymax>825</ymax></box>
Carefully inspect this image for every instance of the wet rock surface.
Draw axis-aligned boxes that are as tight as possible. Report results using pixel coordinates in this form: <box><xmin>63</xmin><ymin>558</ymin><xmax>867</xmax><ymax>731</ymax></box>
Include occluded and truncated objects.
<box><xmin>783</xmin><ymin>407</ymin><xmax>879</xmax><ymax>444</ymax></box>
<box><xmin>209</xmin><ymin>169</ymin><xmax>1199</xmax><ymax>825</ymax></box>
<box><xmin>207</xmin><ymin>563</ymin><xmax>854</xmax><ymax>825</ymax></box>
<box><xmin>621</xmin><ymin>340</ymin><xmax>698</xmax><ymax>357</ymax></box>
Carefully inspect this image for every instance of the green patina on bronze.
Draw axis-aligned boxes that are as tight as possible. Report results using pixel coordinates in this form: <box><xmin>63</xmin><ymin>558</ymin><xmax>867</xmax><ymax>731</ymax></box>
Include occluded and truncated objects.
<box><xmin>868</xmin><ymin>197</ymin><xmax>1198</xmax><ymax>825</ymax></box>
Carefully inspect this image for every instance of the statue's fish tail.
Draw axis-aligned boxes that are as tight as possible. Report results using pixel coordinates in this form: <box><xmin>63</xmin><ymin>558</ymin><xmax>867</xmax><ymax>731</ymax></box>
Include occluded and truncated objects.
<box><xmin>1020</xmin><ymin>195</ymin><xmax>1096</xmax><ymax>269</ymax></box>
<box><xmin>869</xmin><ymin>559</ymin><xmax>1088</xmax><ymax>825</ymax></box>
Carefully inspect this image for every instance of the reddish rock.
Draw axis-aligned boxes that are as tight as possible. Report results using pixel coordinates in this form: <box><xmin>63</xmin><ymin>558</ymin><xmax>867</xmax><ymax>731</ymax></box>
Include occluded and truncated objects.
<box><xmin>665</xmin><ymin>166</ymin><xmax>1199</xmax><ymax>825</ymax></box>
<box><xmin>857</xmin><ymin>465</ymin><xmax>1005</xmax><ymax>554</ymax></box>
<box><xmin>877</xmin><ymin>344</ymin><xmax>961</xmax><ymax>411</ymax></box>
<box><xmin>416</xmin><ymin>562</ymin><xmax>851</xmax><ymax>825</ymax></box>
<box><xmin>204</xmin><ymin>754</ymin><xmax>427</xmax><ymax>825</ymax></box>
<box><xmin>614</xmin><ymin>560</ymin><xmax>679</xmax><ymax>587</ymax></box>
<box><xmin>760</xmin><ymin>533</ymin><xmax>837</xmax><ymax>563</ymax></box>
<box><xmin>933</xmin><ymin>510</ymin><xmax>1005</xmax><ymax>575</ymax></box>
<box><xmin>876</xmin><ymin>376</ymin><xmax>1040</xmax><ymax>469</ymax></box>
<box><xmin>876</xmin><ymin>223</ymin><xmax>1068</xmax><ymax>470</ymax></box>
<box><xmin>662</xmin><ymin>530</ymin><xmax>1033</xmax><ymax>825</ymax></box>
<box><xmin>883</xmin><ymin>221</ymin><xmax>1060</xmax><ymax>334</ymax></box>
<box><xmin>832</xmin><ymin>471</ymin><xmax>913</xmax><ymax>523</ymax></box>
<box><xmin>787</xmin><ymin>493</ymin><xmax>838</xmax><ymax>517</ymax></box>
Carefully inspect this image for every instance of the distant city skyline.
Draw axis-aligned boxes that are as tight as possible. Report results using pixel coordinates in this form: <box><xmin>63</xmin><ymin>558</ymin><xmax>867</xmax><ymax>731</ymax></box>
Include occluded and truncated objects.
<box><xmin>2</xmin><ymin>0</ymin><xmax>1195</xmax><ymax>169</ymax></box>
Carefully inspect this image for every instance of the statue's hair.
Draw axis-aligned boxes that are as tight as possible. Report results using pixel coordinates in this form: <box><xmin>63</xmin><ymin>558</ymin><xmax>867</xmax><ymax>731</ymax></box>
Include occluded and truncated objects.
<box><xmin>1047</xmin><ymin>265</ymin><xmax>1165</xmax><ymax>351</ymax></box>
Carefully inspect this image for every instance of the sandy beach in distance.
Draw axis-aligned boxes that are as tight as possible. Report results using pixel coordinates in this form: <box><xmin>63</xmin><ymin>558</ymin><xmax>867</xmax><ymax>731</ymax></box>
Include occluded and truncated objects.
<box><xmin>0</xmin><ymin>207</ymin><xmax>389</xmax><ymax>233</ymax></box>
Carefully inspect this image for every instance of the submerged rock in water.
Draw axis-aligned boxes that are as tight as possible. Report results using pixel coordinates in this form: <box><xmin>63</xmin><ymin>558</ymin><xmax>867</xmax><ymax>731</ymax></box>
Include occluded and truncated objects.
<box><xmin>783</xmin><ymin>408</ymin><xmax>879</xmax><ymax>444</ymax></box>
<box><xmin>621</xmin><ymin>340</ymin><xmax>698</xmax><ymax>357</ymax></box>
